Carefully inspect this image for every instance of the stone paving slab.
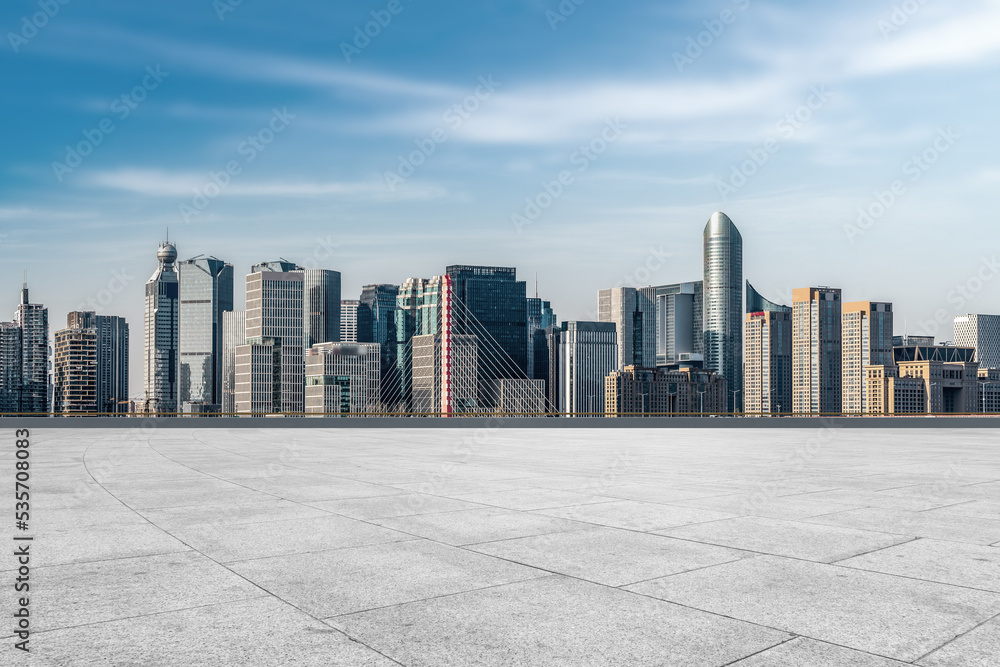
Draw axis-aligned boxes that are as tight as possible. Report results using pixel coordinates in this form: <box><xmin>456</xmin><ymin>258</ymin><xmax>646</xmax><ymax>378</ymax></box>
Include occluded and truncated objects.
<box><xmin>5</xmin><ymin>427</ymin><xmax>998</xmax><ymax>665</ymax></box>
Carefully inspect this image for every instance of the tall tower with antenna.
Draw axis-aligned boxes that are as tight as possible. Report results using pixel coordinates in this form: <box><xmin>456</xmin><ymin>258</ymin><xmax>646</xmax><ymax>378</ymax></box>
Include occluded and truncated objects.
<box><xmin>144</xmin><ymin>238</ymin><xmax>180</xmax><ymax>413</ymax></box>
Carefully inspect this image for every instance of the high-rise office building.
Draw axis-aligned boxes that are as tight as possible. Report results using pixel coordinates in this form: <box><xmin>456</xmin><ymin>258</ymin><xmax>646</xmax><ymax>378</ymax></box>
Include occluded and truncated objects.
<box><xmin>526</xmin><ymin>294</ymin><xmax>557</xmax><ymax>388</ymax></box>
<box><xmin>0</xmin><ymin>322</ymin><xmax>21</xmax><ymax>413</ymax></box>
<box><xmin>360</xmin><ymin>284</ymin><xmax>399</xmax><ymax>406</ymax></box>
<box><xmin>746</xmin><ymin>281</ymin><xmax>791</xmax><ymax>314</ymax></box>
<box><xmin>792</xmin><ymin>287</ymin><xmax>843</xmax><ymax>414</ymax></box>
<box><xmin>178</xmin><ymin>257</ymin><xmax>234</xmax><ymax>413</ymax></box>
<box><xmin>410</xmin><ymin>332</ymin><xmax>478</xmax><ymax>414</ymax></box>
<box><xmin>558</xmin><ymin>321</ymin><xmax>617</xmax><ymax>415</ymax></box>
<box><xmin>15</xmin><ymin>282</ymin><xmax>49</xmax><ymax>413</ymax></box>
<box><xmin>842</xmin><ymin>301</ymin><xmax>893</xmax><ymax>414</ymax></box>
<box><xmin>654</xmin><ymin>281</ymin><xmax>703</xmax><ymax>366</ymax></box>
<box><xmin>303</xmin><ymin>269</ymin><xmax>341</xmax><ymax>351</ymax></box>
<box><xmin>144</xmin><ymin>242</ymin><xmax>179</xmax><ymax>414</ymax></box>
<box><xmin>744</xmin><ymin>310</ymin><xmax>792</xmax><ymax>414</ymax></box>
<box><xmin>305</xmin><ymin>342</ymin><xmax>381</xmax><ymax>414</ymax></box>
<box><xmin>394</xmin><ymin>277</ymin><xmax>445</xmax><ymax>408</ymax></box>
<box><xmin>599</xmin><ymin>286</ymin><xmax>656</xmax><ymax>371</ymax></box>
<box><xmin>221</xmin><ymin>310</ymin><xmax>246</xmax><ymax>414</ymax></box>
<box><xmin>235</xmin><ymin>264</ymin><xmax>304</xmax><ymax>414</ymax></box>
<box><xmin>446</xmin><ymin>265</ymin><xmax>529</xmax><ymax>378</ymax></box>
<box><xmin>66</xmin><ymin>311</ymin><xmax>129</xmax><ymax>413</ymax></box>
<box><xmin>703</xmin><ymin>212</ymin><xmax>743</xmax><ymax>412</ymax></box>
<box><xmin>954</xmin><ymin>314</ymin><xmax>1000</xmax><ymax>369</ymax></box>
<box><xmin>340</xmin><ymin>300</ymin><xmax>360</xmax><ymax>343</ymax></box>
<box><xmin>53</xmin><ymin>322</ymin><xmax>97</xmax><ymax>413</ymax></box>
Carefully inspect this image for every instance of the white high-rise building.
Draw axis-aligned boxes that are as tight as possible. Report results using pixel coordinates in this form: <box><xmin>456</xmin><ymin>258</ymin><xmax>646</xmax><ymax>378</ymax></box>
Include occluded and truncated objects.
<box><xmin>598</xmin><ymin>286</ymin><xmax>655</xmax><ymax>371</ymax></box>
<box><xmin>954</xmin><ymin>314</ymin><xmax>1000</xmax><ymax>369</ymax></box>
<box><xmin>144</xmin><ymin>242</ymin><xmax>179</xmax><ymax>414</ymax></box>
<box><xmin>222</xmin><ymin>310</ymin><xmax>246</xmax><ymax>414</ymax></box>
<box><xmin>340</xmin><ymin>300</ymin><xmax>360</xmax><ymax>342</ymax></box>
<box><xmin>304</xmin><ymin>342</ymin><xmax>381</xmax><ymax>414</ymax></box>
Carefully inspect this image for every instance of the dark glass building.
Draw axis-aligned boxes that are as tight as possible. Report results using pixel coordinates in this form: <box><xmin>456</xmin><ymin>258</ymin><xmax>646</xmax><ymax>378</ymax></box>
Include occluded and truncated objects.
<box><xmin>360</xmin><ymin>284</ymin><xmax>400</xmax><ymax>406</ymax></box>
<box><xmin>746</xmin><ymin>280</ymin><xmax>791</xmax><ymax>314</ymax></box>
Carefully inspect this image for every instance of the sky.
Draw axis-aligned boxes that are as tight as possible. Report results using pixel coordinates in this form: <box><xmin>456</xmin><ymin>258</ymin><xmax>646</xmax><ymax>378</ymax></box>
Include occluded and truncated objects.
<box><xmin>1</xmin><ymin>0</ymin><xmax>999</xmax><ymax>397</ymax></box>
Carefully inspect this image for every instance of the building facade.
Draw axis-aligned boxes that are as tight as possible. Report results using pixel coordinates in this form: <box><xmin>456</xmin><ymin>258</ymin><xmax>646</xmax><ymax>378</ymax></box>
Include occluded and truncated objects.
<box><xmin>360</xmin><ymin>284</ymin><xmax>399</xmax><ymax>406</ymax></box>
<box><xmin>746</xmin><ymin>281</ymin><xmax>791</xmax><ymax>314</ymax></box>
<box><xmin>865</xmin><ymin>365</ymin><xmax>927</xmax><ymax>415</ymax></box>
<box><xmin>0</xmin><ymin>322</ymin><xmax>21</xmax><ymax>413</ymax></box>
<box><xmin>558</xmin><ymin>321</ymin><xmax>617</xmax><ymax>415</ymax></box>
<box><xmin>954</xmin><ymin>314</ymin><xmax>1000</xmax><ymax>369</ymax></box>
<box><xmin>303</xmin><ymin>269</ymin><xmax>341</xmax><ymax>351</ymax></box>
<box><xmin>703</xmin><ymin>213</ymin><xmax>743</xmax><ymax>412</ymax></box>
<box><xmin>66</xmin><ymin>312</ymin><xmax>129</xmax><ymax>413</ymax></box>
<box><xmin>744</xmin><ymin>310</ymin><xmax>792</xmax><ymax>414</ymax></box>
<box><xmin>598</xmin><ymin>286</ymin><xmax>656</xmax><ymax>371</ymax></box>
<box><xmin>53</xmin><ymin>324</ymin><xmax>98</xmax><ymax>414</ymax></box>
<box><xmin>605</xmin><ymin>365</ymin><xmax>726</xmax><ymax>415</ymax></box>
<box><xmin>842</xmin><ymin>301</ymin><xmax>893</xmax><ymax>415</ymax></box>
<box><xmin>410</xmin><ymin>332</ymin><xmax>478</xmax><ymax>414</ymax></box>
<box><xmin>654</xmin><ymin>281</ymin><xmax>703</xmax><ymax>366</ymax></box>
<box><xmin>305</xmin><ymin>342</ymin><xmax>381</xmax><ymax>414</ymax></box>
<box><xmin>178</xmin><ymin>257</ymin><xmax>234</xmax><ymax>413</ymax></box>
<box><xmin>221</xmin><ymin>310</ymin><xmax>246</xmax><ymax>414</ymax></box>
<box><xmin>340</xmin><ymin>300</ymin><xmax>360</xmax><ymax>343</ymax></box>
<box><xmin>144</xmin><ymin>242</ymin><xmax>179</xmax><ymax>413</ymax></box>
<box><xmin>792</xmin><ymin>287</ymin><xmax>843</xmax><ymax>414</ymax></box>
<box><xmin>235</xmin><ymin>265</ymin><xmax>304</xmax><ymax>414</ymax></box>
<box><xmin>888</xmin><ymin>344</ymin><xmax>979</xmax><ymax>413</ymax></box>
<box><xmin>978</xmin><ymin>368</ymin><xmax>1000</xmax><ymax>413</ymax></box>
<box><xmin>15</xmin><ymin>283</ymin><xmax>49</xmax><ymax>413</ymax></box>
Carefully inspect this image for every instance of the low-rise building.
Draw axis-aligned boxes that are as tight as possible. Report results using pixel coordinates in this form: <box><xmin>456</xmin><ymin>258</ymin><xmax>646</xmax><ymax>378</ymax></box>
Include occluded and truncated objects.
<box><xmin>605</xmin><ymin>364</ymin><xmax>726</xmax><ymax>416</ymax></box>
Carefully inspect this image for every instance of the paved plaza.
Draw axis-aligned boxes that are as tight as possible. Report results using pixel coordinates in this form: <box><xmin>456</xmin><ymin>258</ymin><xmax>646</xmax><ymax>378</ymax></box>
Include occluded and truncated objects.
<box><xmin>4</xmin><ymin>426</ymin><xmax>1000</xmax><ymax>666</ymax></box>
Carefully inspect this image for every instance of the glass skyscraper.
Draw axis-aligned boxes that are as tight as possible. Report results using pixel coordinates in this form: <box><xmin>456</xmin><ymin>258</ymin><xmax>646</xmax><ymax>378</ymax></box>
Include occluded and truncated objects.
<box><xmin>144</xmin><ymin>242</ymin><xmax>179</xmax><ymax>413</ymax></box>
<box><xmin>303</xmin><ymin>269</ymin><xmax>341</xmax><ymax>351</ymax></box>
<box><xmin>178</xmin><ymin>257</ymin><xmax>234</xmax><ymax>413</ymax></box>
<box><xmin>703</xmin><ymin>212</ymin><xmax>743</xmax><ymax>413</ymax></box>
<box><xmin>746</xmin><ymin>280</ymin><xmax>791</xmax><ymax>314</ymax></box>
<box><xmin>360</xmin><ymin>284</ymin><xmax>399</xmax><ymax>407</ymax></box>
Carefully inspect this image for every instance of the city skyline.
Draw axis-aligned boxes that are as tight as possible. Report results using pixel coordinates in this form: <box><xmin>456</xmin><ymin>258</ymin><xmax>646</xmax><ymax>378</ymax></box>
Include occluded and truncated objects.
<box><xmin>2</xmin><ymin>2</ymin><xmax>999</xmax><ymax>399</ymax></box>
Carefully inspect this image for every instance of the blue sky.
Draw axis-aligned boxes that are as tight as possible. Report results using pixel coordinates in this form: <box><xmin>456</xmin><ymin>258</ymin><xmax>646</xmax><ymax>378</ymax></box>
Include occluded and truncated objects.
<box><xmin>2</xmin><ymin>0</ymin><xmax>999</xmax><ymax>396</ymax></box>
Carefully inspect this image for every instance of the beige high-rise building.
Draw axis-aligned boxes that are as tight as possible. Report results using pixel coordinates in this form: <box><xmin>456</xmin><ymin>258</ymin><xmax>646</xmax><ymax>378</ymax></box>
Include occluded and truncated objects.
<box><xmin>53</xmin><ymin>326</ymin><xmax>98</xmax><ymax>414</ymax></box>
<box><xmin>744</xmin><ymin>310</ymin><xmax>792</xmax><ymax>414</ymax></box>
<box><xmin>792</xmin><ymin>287</ymin><xmax>842</xmax><ymax>414</ymax></box>
<box><xmin>842</xmin><ymin>301</ymin><xmax>893</xmax><ymax>414</ymax></box>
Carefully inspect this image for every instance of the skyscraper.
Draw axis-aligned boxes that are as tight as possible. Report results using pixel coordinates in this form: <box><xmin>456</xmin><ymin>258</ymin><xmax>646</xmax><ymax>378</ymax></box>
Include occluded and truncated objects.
<box><xmin>235</xmin><ymin>264</ymin><xmax>304</xmax><ymax>414</ymax></box>
<box><xmin>792</xmin><ymin>287</ymin><xmax>843</xmax><ymax>414</ymax></box>
<box><xmin>394</xmin><ymin>276</ymin><xmax>445</xmax><ymax>408</ymax></box>
<box><xmin>703</xmin><ymin>212</ymin><xmax>743</xmax><ymax>412</ymax></box>
<box><xmin>842</xmin><ymin>301</ymin><xmax>893</xmax><ymax>414</ymax></box>
<box><xmin>340</xmin><ymin>300</ymin><xmax>360</xmax><ymax>343</ymax></box>
<box><xmin>0</xmin><ymin>322</ymin><xmax>21</xmax><ymax>414</ymax></box>
<box><xmin>303</xmin><ymin>269</ymin><xmax>341</xmax><ymax>351</ymax></box>
<box><xmin>360</xmin><ymin>284</ymin><xmax>399</xmax><ymax>406</ymax></box>
<box><xmin>178</xmin><ymin>257</ymin><xmax>234</xmax><ymax>413</ymax></box>
<box><xmin>744</xmin><ymin>310</ymin><xmax>792</xmax><ymax>414</ymax></box>
<box><xmin>526</xmin><ymin>294</ymin><xmax>557</xmax><ymax>400</ymax></box>
<box><xmin>144</xmin><ymin>242</ymin><xmax>179</xmax><ymax>413</ymax></box>
<box><xmin>53</xmin><ymin>322</ymin><xmax>97</xmax><ymax>414</ymax></box>
<box><xmin>446</xmin><ymin>266</ymin><xmax>529</xmax><ymax>375</ymax></box>
<box><xmin>66</xmin><ymin>311</ymin><xmax>129</xmax><ymax>413</ymax></box>
<box><xmin>954</xmin><ymin>314</ymin><xmax>1000</xmax><ymax>369</ymax></box>
<box><xmin>15</xmin><ymin>282</ymin><xmax>49</xmax><ymax>413</ymax></box>
<box><xmin>598</xmin><ymin>286</ymin><xmax>655</xmax><ymax>370</ymax></box>
<box><xmin>654</xmin><ymin>281</ymin><xmax>703</xmax><ymax>366</ymax></box>
<box><xmin>221</xmin><ymin>309</ymin><xmax>246</xmax><ymax>414</ymax></box>
<box><xmin>558</xmin><ymin>321</ymin><xmax>617</xmax><ymax>416</ymax></box>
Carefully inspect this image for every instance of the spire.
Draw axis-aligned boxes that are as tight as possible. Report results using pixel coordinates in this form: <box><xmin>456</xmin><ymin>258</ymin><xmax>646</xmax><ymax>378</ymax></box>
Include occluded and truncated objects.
<box><xmin>534</xmin><ymin>272</ymin><xmax>539</xmax><ymax>299</ymax></box>
<box><xmin>20</xmin><ymin>270</ymin><xmax>28</xmax><ymax>304</ymax></box>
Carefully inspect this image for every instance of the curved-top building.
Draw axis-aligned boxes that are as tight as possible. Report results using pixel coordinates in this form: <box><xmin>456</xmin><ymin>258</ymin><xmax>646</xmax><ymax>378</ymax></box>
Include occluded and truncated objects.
<box><xmin>703</xmin><ymin>212</ymin><xmax>743</xmax><ymax>412</ymax></box>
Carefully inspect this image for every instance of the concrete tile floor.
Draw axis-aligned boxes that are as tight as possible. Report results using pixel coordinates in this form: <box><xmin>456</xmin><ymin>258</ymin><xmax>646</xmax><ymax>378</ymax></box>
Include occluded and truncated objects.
<box><xmin>3</xmin><ymin>427</ymin><xmax>999</xmax><ymax>665</ymax></box>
